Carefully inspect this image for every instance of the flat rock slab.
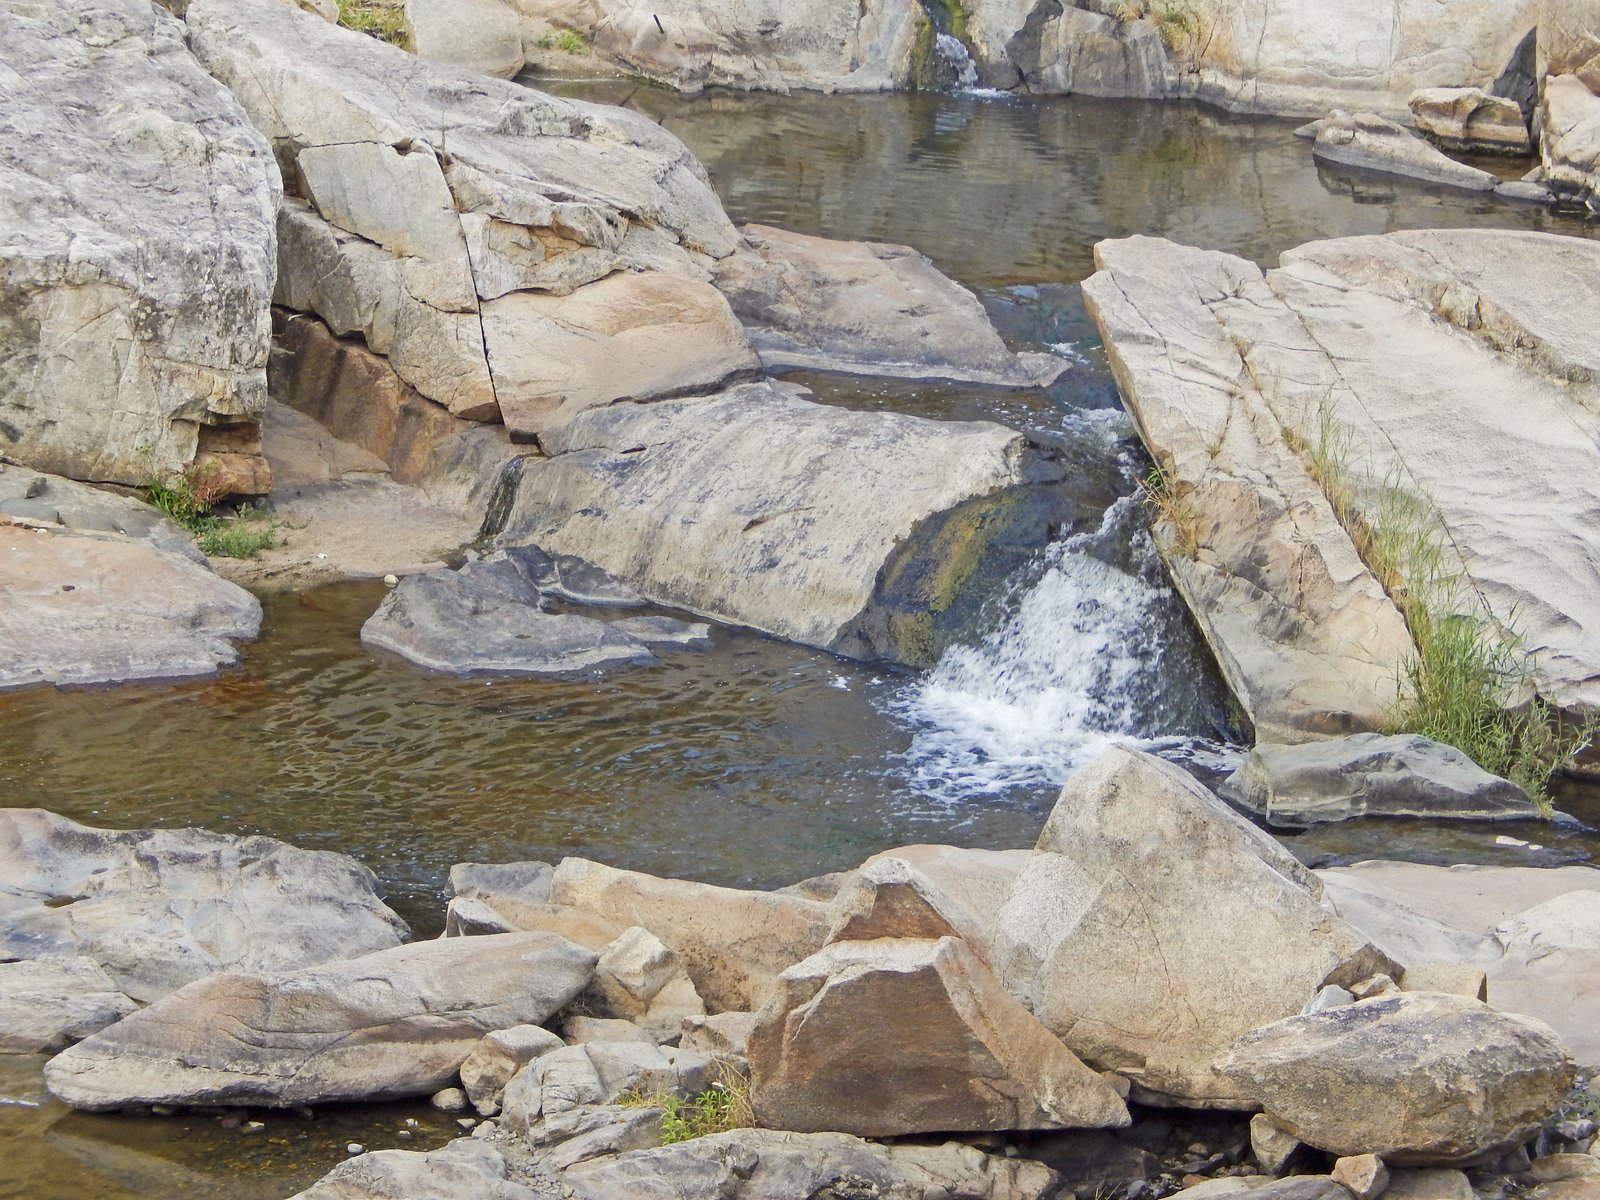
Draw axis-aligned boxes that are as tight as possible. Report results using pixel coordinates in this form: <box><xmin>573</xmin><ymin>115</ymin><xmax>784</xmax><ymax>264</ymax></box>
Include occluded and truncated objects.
<box><xmin>0</xmin><ymin>808</ymin><xmax>407</xmax><ymax>1003</ymax></box>
<box><xmin>1223</xmin><ymin>733</ymin><xmax>1537</xmax><ymax>827</ymax></box>
<box><xmin>45</xmin><ymin>932</ymin><xmax>597</xmax><ymax>1110</ymax></box>
<box><xmin>0</xmin><ymin>0</ymin><xmax>277</xmax><ymax>487</ymax></box>
<box><xmin>991</xmin><ymin>747</ymin><xmax>1393</xmax><ymax>1107</ymax></box>
<box><xmin>288</xmin><ymin>1137</ymin><xmax>541</xmax><ymax>1200</ymax></box>
<box><xmin>1308</xmin><ymin>111</ymin><xmax>1501</xmax><ymax>190</ymax></box>
<box><xmin>0</xmin><ymin>520</ymin><xmax>262</xmax><ymax>691</ymax></box>
<box><xmin>714</xmin><ymin>224</ymin><xmax>1066</xmax><ymax>387</ymax></box>
<box><xmin>749</xmin><ymin>935</ymin><xmax>1130</xmax><ymax>1136</ymax></box>
<box><xmin>563</xmin><ymin>1128</ymin><xmax>1060</xmax><ymax>1200</ymax></box>
<box><xmin>1218</xmin><ymin>992</ymin><xmax>1575</xmax><ymax>1165</ymax></box>
<box><xmin>497</xmin><ymin>380</ymin><xmax>1041</xmax><ymax>663</ymax></box>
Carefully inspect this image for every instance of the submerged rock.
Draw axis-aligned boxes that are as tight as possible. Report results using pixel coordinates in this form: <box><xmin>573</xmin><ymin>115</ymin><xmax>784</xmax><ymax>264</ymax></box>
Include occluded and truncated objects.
<box><xmin>749</xmin><ymin>934</ymin><xmax>1131</xmax><ymax>1136</ymax></box>
<box><xmin>713</xmin><ymin>224</ymin><xmax>1065</xmax><ymax>386</ymax></box>
<box><xmin>1308</xmin><ymin>110</ymin><xmax>1500</xmax><ymax>191</ymax></box>
<box><xmin>990</xmin><ymin>747</ymin><xmax>1395</xmax><ymax>1107</ymax></box>
<box><xmin>562</xmin><ymin>1129</ymin><xmax>1060</xmax><ymax>1200</ymax></box>
<box><xmin>1222</xmin><ymin>734</ymin><xmax>1538</xmax><ymax>827</ymax></box>
<box><xmin>497</xmin><ymin>380</ymin><xmax>1058</xmax><ymax>665</ymax></box>
<box><xmin>0</xmin><ymin>809</ymin><xmax>406</xmax><ymax>1004</ymax></box>
<box><xmin>45</xmin><ymin>933</ymin><xmax>597</xmax><ymax>1110</ymax></box>
<box><xmin>1408</xmin><ymin>87</ymin><xmax>1531</xmax><ymax>154</ymax></box>
<box><xmin>0</xmin><ymin>0</ymin><xmax>277</xmax><ymax>488</ymax></box>
<box><xmin>1217</xmin><ymin>992</ymin><xmax>1575</xmax><ymax>1165</ymax></box>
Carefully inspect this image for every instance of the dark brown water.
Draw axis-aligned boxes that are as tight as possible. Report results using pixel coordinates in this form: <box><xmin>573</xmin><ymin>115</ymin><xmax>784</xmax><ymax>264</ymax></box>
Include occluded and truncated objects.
<box><xmin>3</xmin><ymin>88</ymin><xmax>1596</xmax><ymax>1200</ymax></box>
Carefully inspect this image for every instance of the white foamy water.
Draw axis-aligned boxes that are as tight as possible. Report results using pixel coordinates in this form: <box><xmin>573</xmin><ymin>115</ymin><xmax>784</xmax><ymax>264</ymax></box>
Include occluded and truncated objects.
<box><xmin>935</xmin><ymin>32</ymin><xmax>980</xmax><ymax>91</ymax></box>
<box><xmin>894</xmin><ymin>496</ymin><xmax>1237</xmax><ymax>800</ymax></box>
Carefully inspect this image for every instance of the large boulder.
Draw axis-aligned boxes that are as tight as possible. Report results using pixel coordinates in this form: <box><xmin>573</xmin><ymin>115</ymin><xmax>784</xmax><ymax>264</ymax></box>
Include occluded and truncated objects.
<box><xmin>1541</xmin><ymin>74</ymin><xmax>1600</xmax><ymax>215</ymax></box>
<box><xmin>0</xmin><ymin>808</ymin><xmax>406</xmax><ymax>1003</ymax></box>
<box><xmin>823</xmin><ymin>845</ymin><xmax>1030</xmax><ymax>957</ymax></box>
<box><xmin>1539</xmin><ymin>0</ymin><xmax>1600</xmax><ymax>85</ymax></box>
<box><xmin>1221</xmin><ymin>734</ymin><xmax>1539</xmax><ymax>827</ymax></box>
<box><xmin>288</xmin><ymin>1138</ymin><xmax>541</xmax><ymax>1200</ymax></box>
<box><xmin>712</xmin><ymin>224</ymin><xmax>1065</xmax><ymax>387</ymax></box>
<box><xmin>0</xmin><ymin>0</ymin><xmax>278</xmax><ymax>487</ymax></box>
<box><xmin>1083</xmin><ymin>229</ymin><xmax>1600</xmax><ymax>732</ymax></box>
<box><xmin>405</xmin><ymin>0</ymin><xmax>526</xmax><ymax>79</ymax></box>
<box><xmin>496</xmin><ymin>380</ymin><xmax>1063</xmax><ymax>665</ymax></box>
<box><xmin>563</xmin><ymin>1129</ymin><xmax>1060</xmax><ymax>1200</ymax></box>
<box><xmin>44</xmin><ymin>932</ymin><xmax>597</xmax><ymax>1110</ymax></box>
<box><xmin>749</xmin><ymin>935</ymin><xmax>1131</xmax><ymax>1136</ymax></box>
<box><xmin>549</xmin><ymin>857</ymin><xmax>831</xmax><ymax>1012</ymax></box>
<box><xmin>185</xmin><ymin>0</ymin><xmax>742</xmax><ymax>434</ymax></box>
<box><xmin>1217</xmin><ymin>992</ymin><xmax>1576</xmax><ymax>1165</ymax></box>
<box><xmin>0</xmin><ymin>513</ymin><xmax>261</xmax><ymax>691</ymax></box>
<box><xmin>1307</xmin><ymin>111</ymin><xmax>1500</xmax><ymax>191</ymax></box>
<box><xmin>990</xmin><ymin>747</ymin><xmax>1395</xmax><ymax>1107</ymax></box>
<box><xmin>0</xmin><ymin>958</ymin><xmax>137</xmax><ymax>1054</ymax></box>
<box><xmin>1408</xmin><ymin>87</ymin><xmax>1531</xmax><ymax>154</ymax></box>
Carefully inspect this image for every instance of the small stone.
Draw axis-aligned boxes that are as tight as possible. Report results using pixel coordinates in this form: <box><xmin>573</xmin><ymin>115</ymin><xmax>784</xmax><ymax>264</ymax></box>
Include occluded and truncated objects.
<box><xmin>150</xmin><ymin>1104</ymin><xmax>178</xmax><ymax>1116</ymax></box>
<box><xmin>1303</xmin><ymin>984</ymin><xmax>1355</xmax><ymax>1014</ymax></box>
<box><xmin>384</xmin><ymin>574</ymin><xmax>399</xmax><ymax>586</ymax></box>
<box><xmin>345</xmin><ymin>1143</ymin><xmax>364</xmax><ymax>1155</ymax></box>
<box><xmin>1250</xmin><ymin>1112</ymin><xmax>1302</xmax><ymax>1175</ymax></box>
<box><xmin>1399</xmin><ymin>962</ymin><xmax>1486</xmax><ymax>1001</ymax></box>
<box><xmin>404</xmin><ymin>1118</ymin><xmax>419</xmax><ymax>1127</ymax></box>
<box><xmin>1527</xmin><ymin>1154</ymin><xmax>1600</xmax><ymax>1183</ymax></box>
<box><xmin>397</xmin><ymin>1129</ymin><xmax>412</xmax><ymax>1140</ymax></box>
<box><xmin>1556</xmin><ymin>1119</ymin><xmax>1596</xmax><ymax>1142</ymax></box>
<box><xmin>218</xmin><ymin>1110</ymin><xmax>244</xmax><ymax>1129</ymax></box>
<box><xmin>243</xmin><ymin>1120</ymin><xmax>265</xmax><ymax>1132</ymax></box>
<box><xmin>457</xmin><ymin>1117</ymin><xmax>477</xmax><ymax>1129</ymax></box>
<box><xmin>473</xmin><ymin>1120</ymin><xmax>497</xmax><ymax>1139</ymax></box>
<box><xmin>1383</xmin><ymin>1168</ymin><xmax>1473</xmax><ymax>1200</ymax></box>
<box><xmin>1349</xmin><ymin>974</ymin><xmax>1400</xmax><ymax>1000</ymax></box>
<box><xmin>1333</xmin><ymin>1153</ymin><xmax>1390</xmax><ymax>1199</ymax></box>
<box><xmin>430</xmin><ymin>1086</ymin><xmax>468</xmax><ymax>1112</ymax></box>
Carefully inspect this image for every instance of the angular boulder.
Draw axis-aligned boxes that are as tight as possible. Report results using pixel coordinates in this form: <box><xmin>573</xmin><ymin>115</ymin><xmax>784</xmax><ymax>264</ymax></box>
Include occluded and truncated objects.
<box><xmin>1217</xmin><ymin>992</ymin><xmax>1575</xmax><ymax>1165</ymax></box>
<box><xmin>549</xmin><ymin>857</ymin><xmax>830</xmax><ymax>1012</ymax></box>
<box><xmin>824</xmin><ymin>845</ymin><xmax>1030</xmax><ymax>958</ymax></box>
<box><xmin>1307</xmin><ymin>110</ymin><xmax>1499</xmax><ymax>191</ymax></box>
<box><xmin>288</xmin><ymin>1138</ymin><xmax>541</xmax><ymax>1200</ymax></box>
<box><xmin>991</xmin><ymin>747</ymin><xmax>1395</xmax><ymax>1107</ymax></box>
<box><xmin>713</xmin><ymin>224</ymin><xmax>1065</xmax><ymax>386</ymax></box>
<box><xmin>460</xmin><ymin>1024</ymin><xmax>565</xmax><ymax>1115</ymax></box>
<box><xmin>1408</xmin><ymin>87</ymin><xmax>1531</xmax><ymax>154</ymax></box>
<box><xmin>1222</xmin><ymin>734</ymin><xmax>1538</xmax><ymax>827</ymax></box>
<box><xmin>749</xmin><ymin>935</ymin><xmax>1130</xmax><ymax>1136</ymax></box>
<box><xmin>0</xmin><ymin>958</ymin><xmax>137</xmax><ymax>1054</ymax></box>
<box><xmin>0</xmin><ymin>0</ymin><xmax>277</xmax><ymax>488</ymax></box>
<box><xmin>498</xmin><ymin>1037</ymin><xmax>711</xmax><ymax>1133</ymax></box>
<box><xmin>0</xmin><ymin>809</ymin><xmax>406</xmax><ymax>1003</ymax></box>
<box><xmin>1541</xmin><ymin>74</ymin><xmax>1600</xmax><ymax>215</ymax></box>
<box><xmin>497</xmin><ymin>380</ymin><xmax>1058</xmax><ymax>664</ymax></box>
<box><xmin>563</xmin><ymin>1129</ymin><xmax>1060</xmax><ymax>1200</ymax></box>
<box><xmin>44</xmin><ymin>932</ymin><xmax>596</xmax><ymax>1110</ymax></box>
<box><xmin>584</xmin><ymin>926</ymin><xmax>707</xmax><ymax>1041</ymax></box>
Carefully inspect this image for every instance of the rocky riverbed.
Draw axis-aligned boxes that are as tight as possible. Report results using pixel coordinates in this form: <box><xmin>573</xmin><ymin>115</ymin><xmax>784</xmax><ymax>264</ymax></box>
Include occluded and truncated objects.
<box><xmin>4</xmin><ymin>0</ymin><xmax>1600</xmax><ymax>1196</ymax></box>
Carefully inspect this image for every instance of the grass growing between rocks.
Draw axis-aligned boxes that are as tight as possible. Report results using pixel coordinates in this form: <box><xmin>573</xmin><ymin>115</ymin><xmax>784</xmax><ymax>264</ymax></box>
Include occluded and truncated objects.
<box><xmin>620</xmin><ymin>1062</ymin><xmax>752</xmax><ymax>1145</ymax></box>
<box><xmin>1141</xmin><ymin>463</ymin><xmax>1202</xmax><ymax>559</ymax></box>
<box><xmin>336</xmin><ymin>0</ymin><xmax>406</xmax><ymax>46</ymax></box>
<box><xmin>536</xmin><ymin>30</ymin><xmax>589</xmax><ymax>55</ymax></box>
<box><xmin>1285</xmin><ymin>403</ymin><xmax>1592</xmax><ymax>810</ymax></box>
<box><xmin>145</xmin><ymin>460</ymin><xmax>279</xmax><ymax>560</ymax></box>
<box><xmin>1152</xmin><ymin>0</ymin><xmax>1200</xmax><ymax>54</ymax></box>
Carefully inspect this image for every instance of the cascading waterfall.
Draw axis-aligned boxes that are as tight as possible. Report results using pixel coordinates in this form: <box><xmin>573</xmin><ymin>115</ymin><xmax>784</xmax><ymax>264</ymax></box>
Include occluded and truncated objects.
<box><xmin>893</xmin><ymin>490</ymin><xmax>1241</xmax><ymax>801</ymax></box>
<box><xmin>934</xmin><ymin>32</ymin><xmax>980</xmax><ymax>91</ymax></box>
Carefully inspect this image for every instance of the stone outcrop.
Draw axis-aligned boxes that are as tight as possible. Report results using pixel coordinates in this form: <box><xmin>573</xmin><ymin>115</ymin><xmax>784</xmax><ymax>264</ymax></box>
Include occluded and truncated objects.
<box><xmin>45</xmin><ymin>932</ymin><xmax>597</xmax><ymax>1110</ymax></box>
<box><xmin>1408</xmin><ymin>87</ymin><xmax>1531</xmax><ymax>154</ymax></box>
<box><xmin>991</xmin><ymin>748</ymin><xmax>1395</xmax><ymax>1107</ymax></box>
<box><xmin>460</xmin><ymin>1024</ymin><xmax>565</xmax><ymax>1115</ymax></box>
<box><xmin>0</xmin><ymin>477</ymin><xmax>263</xmax><ymax>690</ymax></box>
<box><xmin>712</xmin><ymin>225</ymin><xmax>1065</xmax><ymax>386</ymax></box>
<box><xmin>824</xmin><ymin>846</ymin><xmax>1029</xmax><ymax>957</ymax></box>
<box><xmin>497</xmin><ymin>1037</ymin><xmax>711</xmax><ymax>1134</ymax></box>
<box><xmin>0</xmin><ymin>958</ymin><xmax>137</xmax><ymax>1055</ymax></box>
<box><xmin>0</xmin><ymin>808</ymin><xmax>406</xmax><ymax>1003</ymax></box>
<box><xmin>1306</xmin><ymin>111</ymin><xmax>1500</xmax><ymax>191</ymax></box>
<box><xmin>405</xmin><ymin>0</ymin><xmax>526</xmax><ymax>79</ymax></box>
<box><xmin>549</xmin><ymin>857</ymin><xmax>831</xmax><ymax>1012</ymax></box>
<box><xmin>289</xmin><ymin>1139</ymin><xmax>541</xmax><ymax>1200</ymax></box>
<box><xmin>0</xmin><ymin>0</ymin><xmax>278</xmax><ymax>488</ymax></box>
<box><xmin>186</xmin><ymin>0</ymin><xmax>741</xmax><ymax>436</ymax></box>
<box><xmin>1084</xmin><ymin>229</ymin><xmax>1600</xmax><ymax>734</ymax></box>
<box><xmin>1539</xmin><ymin>0</ymin><xmax>1600</xmax><ymax>86</ymax></box>
<box><xmin>583</xmin><ymin>926</ymin><xmax>707</xmax><ymax>1041</ymax></box>
<box><xmin>497</xmin><ymin>380</ymin><xmax>1062</xmax><ymax>665</ymax></box>
<box><xmin>1217</xmin><ymin>993</ymin><xmax>1576</xmax><ymax>1165</ymax></box>
<box><xmin>1222</xmin><ymin>734</ymin><xmax>1539</xmax><ymax>827</ymax></box>
<box><xmin>749</xmin><ymin>935</ymin><xmax>1130</xmax><ymax>1136</ymax></box>
<box><xmin>562</xmin><ymin>1129</ymin><xmax>1060</xmax><ymax>1200</ymax></box>
<box><xmin>1541</xmin><ymin>74</ymin><xmax>1600</xmax><ymax>215</ymax></box>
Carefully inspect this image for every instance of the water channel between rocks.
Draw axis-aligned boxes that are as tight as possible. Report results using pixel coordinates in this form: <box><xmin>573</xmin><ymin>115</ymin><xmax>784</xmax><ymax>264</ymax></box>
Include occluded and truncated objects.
<box><xmin>2</xmin><ymin>88</ymin><xmax>1598</xmax><ymax>1200</ymax></box>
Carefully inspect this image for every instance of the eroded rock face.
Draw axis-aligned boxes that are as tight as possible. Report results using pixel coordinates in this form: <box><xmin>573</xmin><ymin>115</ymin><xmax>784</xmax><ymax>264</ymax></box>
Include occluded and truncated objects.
<box><xmin>1084</xmin><ymin>229</ymin><xmax>1600</xmax><ymax>734</ymax></box>
<box><xmin>991</xmin><ymin>748</ymin><xmax>1395</xmax><ymax>1107</ymax></box>
<box><xmin>824</xmin><ymin>846</ymin><xmax>1030</xmax><ymax>958</ymax></box>
<box><xmin>497</xmin><ymin>380</ymin><xmax>1050</xmax><ymax>664</ymax></box>
<box><xmin>1217</xmin><ymin>993</ymin><xmax>1576</xmax><ymax>1165</ymax></box>
<box><xmin>749</xmin><ymin>935</ymin><xmax>1130</xmax><ymax>1136</ymax></box>
<box><xmin>1541</xmin><ymin>74</ymin><xmax>1600</xmax><ymax>215</ymax></box>
<box><xmin>1409</xmin><ymin>87</ymin><xmax>1531</xmax><ymax>154</ymax></box>
<box><xmin>1222</xmin><ymin>734</ymin><xmax>1538</xmax><ymax>827</ymax></box>
<box><xmin>44</xmin><ymin>933</ymin><xmax>597</xmax><ymax>1110</ymax></box>
<box><xmin>0</xmin><ymin>0</ymin><xmax>278</xmax><ymax>487</ymax></box>
<box><xmin>0</xmin><ymin>809</ymin><xmax>405</xmax><ymax>1003</ymax></box>
<box><xmin>562</xmin><ymin>1129</ymin><xmax>1060</xmax><ymax>1200</ymax></box>
<box><xmin>405</xmin><ymin>0</ymin><xmax>526</xmax><ymax>79</ymax></box>
<box><xmin>713</xmin><ymin>225</ymin><xmax>1064</xmax><ymax>386</ymax></box>
<box><xmin>549</xmin><ymin>857</ymin><xmax>831</xmax><ymax>1012</ymax></box>
<box><xmin>1307</xmin><ymin>111</ymin><xmax>1500</xmax><ymax>191</ymax></box>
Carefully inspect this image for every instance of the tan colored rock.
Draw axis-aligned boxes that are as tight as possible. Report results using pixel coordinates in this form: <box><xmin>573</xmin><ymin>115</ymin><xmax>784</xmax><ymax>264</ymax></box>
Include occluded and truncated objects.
<box><xmin>679</xmin><ymin>1011</ymin><xmax>757</xmax><ymax>1060</ymax></box>
<box><xmin>991</xmin><ymin>747</ymin><xmax>1395</xmax><ymax>1107</ymax></box>
<box><xmin>1309</xmin><ymin>110</ymin><xmax>1500</xmax><ymax>191</ymax></box>
<box><xmin>713</xmin><ymin>224</ymin><xmax>1064</xmax><ymax>387</ymax></box>
<box><xmin>443</xmin><ymin>895</ymin><xmax>623</xmax><ymax>949</ymax></box>
<box><xmin>460</xmin><ymin>1024</ymin><xmax>565</xmax><ymax>1115</ymax></box>
<box><xmin>1542</xmin><ymin>74</ymin><xmax>1600</xmax><ymax>215</ymax></box>
<box><xmin>1217</xmin><ymin>993</ymin><xmax>1576</xmax><ymax>1165</ymax></box>
<box><xmin>751</xmin><ymin>935</ymin><xmax>1130</xmax><ymax>1137</ymax></box>
<box><xmin>1251</xmin><ymin>1113</ymin><xmax>1304</xmax><ymax>1175</ymax></box>
<box><xmin>1529</xmin><ymin>1155</ymin><xmax>1600</xmax><ymax>1183</ymax></box>
<box><xmin>483</xmin><ymin>272</ymin><xmax>760</xmax><ymax>440</ymax></box>
<box><xmin>550</xmin><ymin>857</ymin><xmax>830</xmax><ymax>1011</ymax></box>
<box><xmin>1540</xmin><ymin>0</ymin><xmax>1600</xmax><ymax>85</ymax></box>
<box><xmin>1409</xmin><ymin>87</ymin><xmax>1531</xmax><ymax>153</ymax></box>
<box><xmin>406</xmin><ymin>0</ymin><xmax>526</xmax><ymax>78</ymax></box>
<box><xmin>1333</xmin><ymin>1154</ymin><xmax>1391</xmax><ymax>1200</ymax></box>
<box><xmin>44</xmin><ymin>933</ymin><xmax>597</xmax><ymax>1110</ymax></box>
<box><xmin>0</xmin><ymin>958</ymin><xmax>137</xmax><ymax>1055</ymax></box>
<box><xmin>1398</xmin><ymin>961</ymin><xmax>1487</xmax><ymax>1001</ymax></box>
<box><xmin>825</xmin><ymin>846</ymin><xmax>1028</xmax><ymax>957</ymax></box>
<box><xmin>585</xmin><ymin>926</ymin><xmax>707</xmax><ymax>1041</ymax></box>
<box><xmin>1383</xmin><ymin>1169</ymin><xmax>1474</xmax><ymax>1200</ymax></box>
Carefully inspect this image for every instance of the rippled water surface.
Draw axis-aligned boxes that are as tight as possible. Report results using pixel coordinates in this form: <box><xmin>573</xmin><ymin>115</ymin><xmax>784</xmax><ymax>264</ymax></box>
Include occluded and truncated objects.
<box><xmin>4</xmin><ymin>87</ymin><xmax>1597</xmax><ymax>1200</ymax></box>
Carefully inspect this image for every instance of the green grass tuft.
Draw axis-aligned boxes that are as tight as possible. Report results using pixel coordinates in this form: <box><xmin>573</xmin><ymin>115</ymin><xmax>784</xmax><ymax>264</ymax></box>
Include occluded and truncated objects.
<box><xmin>617</xmin><ymin>1061</ymin><xmax>752</xmax><ymax>1145</ymax></box>
<box><xmin>143</xmin><ymin>457</ymin><xmax>278</xmax><ymax>561</ymax></box>
<box><xmin>1141</xmin><ymin>463</ymin><xmax>1202</xmax><ymax>560</ymax></box>
<box><xmin>337</xmin><ymin>0</ymin><xmax>406</xmax><ymax>46</ymax></box>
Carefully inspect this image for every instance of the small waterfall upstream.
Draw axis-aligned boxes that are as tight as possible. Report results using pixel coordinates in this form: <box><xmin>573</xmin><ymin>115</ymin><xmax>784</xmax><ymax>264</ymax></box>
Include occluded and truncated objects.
<box><xmin>893</xmin><ymin>490</ymin><xmax>1241</xmax><ymax>802</ymax></box>
<box><xmin>933</xmin><ymin>32</ymin><xmax>979</xmax><ymax>91</ymax></box>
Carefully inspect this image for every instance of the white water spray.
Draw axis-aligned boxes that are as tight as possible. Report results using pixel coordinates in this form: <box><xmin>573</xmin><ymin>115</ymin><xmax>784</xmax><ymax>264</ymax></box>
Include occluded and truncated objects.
<box><xmin>934</xmin><ymin>32</ymin><xmax>980</xmax><ymax>91</ymax></box>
